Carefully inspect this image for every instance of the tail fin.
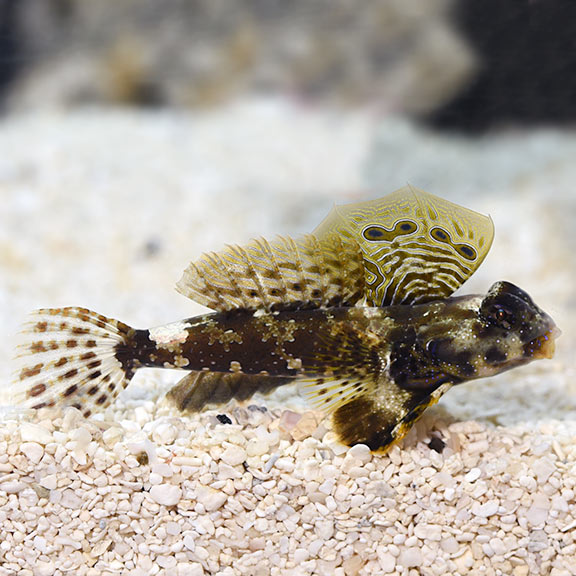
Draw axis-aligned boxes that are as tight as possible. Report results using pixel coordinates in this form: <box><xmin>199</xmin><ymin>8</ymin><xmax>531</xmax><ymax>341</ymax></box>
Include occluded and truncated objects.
<box><xmin>12</xmin><ymin>307</ymin><xmax>136</xmax><ymax>417</ymax></box>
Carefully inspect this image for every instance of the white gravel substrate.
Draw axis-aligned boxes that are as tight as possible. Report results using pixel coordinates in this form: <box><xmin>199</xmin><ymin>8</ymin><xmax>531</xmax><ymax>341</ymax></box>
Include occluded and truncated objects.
<box><xmin>0</xmin><ymin>102</ymin><xmax>575</xmax><ymax>575</ymax></box>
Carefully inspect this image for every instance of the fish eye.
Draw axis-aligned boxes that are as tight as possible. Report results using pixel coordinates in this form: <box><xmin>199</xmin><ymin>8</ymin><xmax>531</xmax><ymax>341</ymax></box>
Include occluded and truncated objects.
<box><xmin>482</xmin><ymin>303</ymin><xmax>517</xmax><ymax>330</ymax></box>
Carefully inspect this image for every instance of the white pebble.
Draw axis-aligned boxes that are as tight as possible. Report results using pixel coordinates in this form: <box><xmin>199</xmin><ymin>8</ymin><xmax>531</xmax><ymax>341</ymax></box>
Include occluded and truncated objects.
<box><xmin>399</xmin><ymin>548</ymin><xmax>422</xmax><ymax>568</ymax></box>
<box><xmin>60</xmin><ymin>489</ymin><xmax>83</xmax><ymax>509</ymax></box>
<box><xmin>489</xmin><ymin>537</ymin><xmax>507</xmax><ymax>556</ymax></box>
<box><xmin>519</xmin><ymin>475</ymin><xmax>537</xmax><ymax>491</ymax></box>
<box><xmin>102</xmin><ymin>427</ymin><xmax>123</xmax><ymax>447</ymax></box>
<box><xmin>19</xmin><ymin>422</ymin><xmax>53</xmax><ymax>444</ymax></box>
<box><xmin>177</xmin><ymin>562</ymin><xmax>205</xmax><ymax>576</ymax></box>
<box><xmin>0</xmin><ymin>481</ymin><xmax>25</xmax><ymax>493</ymax></box>
<box><xmin>246</xmin><ymin>438</ymin><xmax>269</xmax><ymax>457</ymax></box>
<box><xmin>149</xmin><ymin>484</ymin><xmax>182</xmax><ymax>506</ymax></box>
<box><xmin>414</xmin><ymin>524</ymin><xmax>442</xmax><ymax>541</ymax></box>
<box><xmin>532</xmin><ymin>457</ymin><xmax>556</xmax><ymax>483</ymax></box>
<box><xmin>196</xmin><ymin>485</ymin><xmax>227</xmax><ymax>511</ymax></box>
<box><xmin>377</xmin><ymin>549</ymin><xmax>396</xmax><ymax>573</ymax></box>
<box><xmin>315</xmin><ymin>519</ymin><xmax>334</xmax><ymax>540</ymax></box>
<box><xmin>220</xmin><ymin>445</ymin><xmax>246</xmax><ymax>467</ymax></box>
<box><xmin>166</xmin><ymin>522</ymin><xmax>181</xmax><ymax>536</ymax></box>
<box><xmin>33</xmin><ymin>535</ymin><xmax>48</xmax><ymax>553</ymax></box>
<box><xmin>471</xmin><ymin>500</ymin><xmax>499</xmax><ymax>517</ymax></box>
<box><xmin>20</xmin><ymin>442</ymin><xmax>44</xmax><ymax>464</ymax></box>
<box><xmin>152</xmin><ymin>422</ymin><xmax>178</xmax><ymax>445</ymax></box>
<box><xmin>293</xmin><ymin>548</ymin><xmax>309</xmax><ymax>563</ymax></box>
<box><xmin>525</xmin><ymin>504</ymin><xmax>548</xmax><ymax>526</ymax></box>
<box><xmin>308</xmin><ymin>539</ymin><xmax>323</xmax><ymax>556</ymax></box>
<box><xmin>39</xmin><ymin>474</ymin><xmax>57</xmax><ymax>490</ymax></box>
<box><xmin>183</xmin><ymin>533</ymin><xmax>196</xmax><ymax>552</ymax></box>
<box><xmin>70</xmin><ymin>427</ymin><xmax>92</xmax><ymax>446</ymax></box>
<box><xmin>464</xmin><ymin>467</ymin><xmax>481</xmax><ymax>483</ymax></box>
<box><xmin>347</xmin><ymin>444</ymin><xmax>372</xmax><ymax>464</ymax></box>
<box><xmin>33</xmin><ymin>560</ymin><xmax>55</xmax><ymax>576</ymax></box>
<box><xmin>440</xmin><ymin>537</ymin><xmax>459</xmax><ymax>554</ymax></box>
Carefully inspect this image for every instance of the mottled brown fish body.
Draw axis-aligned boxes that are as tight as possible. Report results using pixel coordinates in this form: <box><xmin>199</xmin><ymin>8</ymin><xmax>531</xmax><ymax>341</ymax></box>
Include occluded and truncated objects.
<box><xmin>129</xmin><ymin>281</ymin><xmax>556</xmax><ymax>392</ymax></box>
<box><xmin>14</xmin><ymin>281</ymin><xmax>558</xmax><ymax>450</ymax></box>
<box><xmin>134</xmin><ymin>307</ymin><xmax>387</xmax><ymax>378</ymax></box>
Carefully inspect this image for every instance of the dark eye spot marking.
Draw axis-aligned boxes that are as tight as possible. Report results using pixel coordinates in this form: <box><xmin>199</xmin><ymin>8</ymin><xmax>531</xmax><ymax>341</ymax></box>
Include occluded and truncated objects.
<box><xmin>457</xmin><ymin>245</ymin><xmax>477</xmax><ymax>261</ymax></box>
<box><xmin>362</xmin><ymin>220</ymin><xmax>417</xmax><ymax>242</ymax></box>
<box><xmin>431</xmin><ymin>227</ymin><xmax>449</xmax><ymax>242</ymax></box>
<box><xmin>363</xmin><ymin>226</ymin><xmax>385</xmax><ymax>240</ymax></box>
<box><xmin>430</xmin><ymin>227</ymin><xmax>477</xmax><ymax>261</ymax></box>
<box><xmin>485</xmin><ymin>347</ymin><xmax>507</xmax><ymax>364</ymax></box>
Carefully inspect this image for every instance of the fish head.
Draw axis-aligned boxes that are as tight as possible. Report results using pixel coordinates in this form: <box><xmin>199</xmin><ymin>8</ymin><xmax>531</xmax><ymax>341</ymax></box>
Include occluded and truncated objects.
<box><xmin>416</xmin><ymin>281</ymin><xmax>560</xmax><ymax>386</ymax></box>
<box><xmin>477</xmin><ymin>280</ymin><xmax>559</xmax><ymax>363</ymax></box>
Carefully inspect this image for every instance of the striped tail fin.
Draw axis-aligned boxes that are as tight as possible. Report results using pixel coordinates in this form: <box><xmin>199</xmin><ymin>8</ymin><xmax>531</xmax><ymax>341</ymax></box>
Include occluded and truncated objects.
<box><xmin>12</xmin><ymin>307</ymin><xmax>137</xmax><ymax>417</ymax></box>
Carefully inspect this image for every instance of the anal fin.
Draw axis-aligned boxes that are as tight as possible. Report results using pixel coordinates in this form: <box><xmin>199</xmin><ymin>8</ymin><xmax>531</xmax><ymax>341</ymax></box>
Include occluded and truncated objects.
<box><xmin>167</xmin><ymin>371</ymin><xmax>295</xmax><ymax>412</ymax></box>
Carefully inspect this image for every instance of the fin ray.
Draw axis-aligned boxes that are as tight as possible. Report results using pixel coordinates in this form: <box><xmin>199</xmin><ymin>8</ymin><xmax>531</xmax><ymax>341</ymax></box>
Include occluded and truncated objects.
<box><xmin>176</xmin><ymin>233</ymin><xmax>365</xmax><ymax>312</ymax></box>
<box><xmin>12</xmin><ymin>307</ymin><xmax>135</xmax><ymax>416</ymax></box>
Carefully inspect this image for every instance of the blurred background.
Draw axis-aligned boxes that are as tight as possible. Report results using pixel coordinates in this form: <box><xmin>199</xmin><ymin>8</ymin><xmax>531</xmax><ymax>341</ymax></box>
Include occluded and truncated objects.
<box><xmin>0</xmin><ymin>0</ymin><xmax>575</xmax><ymax>420</ymax></box>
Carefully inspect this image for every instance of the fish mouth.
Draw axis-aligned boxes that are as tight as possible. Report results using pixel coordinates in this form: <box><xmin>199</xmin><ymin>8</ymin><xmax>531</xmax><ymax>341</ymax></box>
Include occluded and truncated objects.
<box><xmin>525</xmin><ymin>325</ymin><xmax>561</xmax><ymax>360</ymax></box>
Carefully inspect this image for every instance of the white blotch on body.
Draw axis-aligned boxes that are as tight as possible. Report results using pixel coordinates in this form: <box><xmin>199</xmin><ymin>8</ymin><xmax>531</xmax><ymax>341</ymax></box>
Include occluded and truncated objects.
<box><xmin>149</xmin><ymin>322</ymin><xmax>190</xmax><ymax>348</ymax></box>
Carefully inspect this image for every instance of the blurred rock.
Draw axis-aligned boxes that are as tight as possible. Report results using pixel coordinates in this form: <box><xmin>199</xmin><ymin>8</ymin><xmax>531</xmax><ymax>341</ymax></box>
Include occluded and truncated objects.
<box><xmin>5</xmin><ymin>0</ymin><xmax>475</xmax><ymax>113</ymax></box>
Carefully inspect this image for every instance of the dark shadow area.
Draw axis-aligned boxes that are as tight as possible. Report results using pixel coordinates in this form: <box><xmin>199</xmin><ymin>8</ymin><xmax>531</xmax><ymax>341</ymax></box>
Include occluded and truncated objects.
<box><xmin>0</xmin><ymin>0</ymin><xmax>20</xmax><ymax>108</ymax></box>
<box><xmin>425</xmin><ymin>0</ymin><xmax>576</xmax><ymax>133</ymax></box>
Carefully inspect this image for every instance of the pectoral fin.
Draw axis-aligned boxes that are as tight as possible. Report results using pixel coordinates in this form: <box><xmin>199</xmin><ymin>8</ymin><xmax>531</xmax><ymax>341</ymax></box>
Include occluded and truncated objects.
<box><xmin>302</xmin><ymin>372</ymin><xmax>453</xmax><ymax>451</ymax></box>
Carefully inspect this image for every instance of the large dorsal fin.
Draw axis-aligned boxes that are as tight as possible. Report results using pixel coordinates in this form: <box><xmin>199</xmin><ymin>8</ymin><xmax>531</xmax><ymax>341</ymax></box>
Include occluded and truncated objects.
<box><xmin>176</xmin><ymin>233</ymin><xmax>365</xmax><ymax>312</ymax></box>
<box><xmin>314</xmin><ymin>186</ymin><xmax>494</xmax><ymax>306</ymax></box>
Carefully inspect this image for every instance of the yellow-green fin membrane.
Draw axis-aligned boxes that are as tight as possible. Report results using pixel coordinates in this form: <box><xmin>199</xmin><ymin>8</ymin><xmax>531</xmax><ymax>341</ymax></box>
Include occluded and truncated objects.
<box><xmin>314</xmin><ymin>185</ymin><xmax>494</xmax><ymax>306</ymax></box>
<box><xmin>177</xmin><ymin>233</ymin><xmax>365</xmax><ymax>312</ymax></box>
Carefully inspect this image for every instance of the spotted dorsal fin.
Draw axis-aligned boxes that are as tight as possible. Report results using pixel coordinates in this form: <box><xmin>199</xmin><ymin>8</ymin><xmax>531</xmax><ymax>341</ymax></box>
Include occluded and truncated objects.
<box><xmin>314</xmin><ymin>186</ymin><xmax>494</xmax><ymax>306</ymax></box>
<box><xmin>176</xmin><ymin>233</ymin><xmax>365</xmax><ymax>312</ymax></box>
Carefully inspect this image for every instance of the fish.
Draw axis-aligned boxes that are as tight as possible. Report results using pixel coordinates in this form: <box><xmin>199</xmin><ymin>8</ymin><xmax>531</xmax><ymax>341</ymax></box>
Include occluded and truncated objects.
<box><xmin>12</xmin><ymin>280</ymin><xmax>558</xmax><ymax>450</ymax></box>
<box><xmin>10</xmin><ymin>187</ymin><xmax>559</xmax><ymax>450</ymax></box>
